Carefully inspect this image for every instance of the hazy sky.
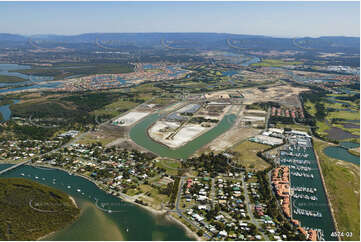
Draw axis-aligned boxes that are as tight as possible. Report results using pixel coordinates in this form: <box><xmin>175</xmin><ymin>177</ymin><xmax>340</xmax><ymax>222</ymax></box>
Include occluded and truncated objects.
<box><xmin>0</xmin><ymin>1</ymin><xmax>359</xmax><ymax>37</ymax></box>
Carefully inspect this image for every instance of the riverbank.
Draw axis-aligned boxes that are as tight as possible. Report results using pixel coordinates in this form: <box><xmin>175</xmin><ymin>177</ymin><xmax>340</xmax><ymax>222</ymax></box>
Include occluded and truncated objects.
<box><xmin>36</xmin><ymin>194</ymin><xmax>79</xmax><ymax>241</ymax></box>
<box><xmin>348</xmin><ymin>147</ymin><xmax>360</xmax><ymax>157</ymax></box>
<box><xmin>166</xmin><ymin>212</ymin><xmax>202</xmax><ymax>241</ymax></box>
<box><xmin>29</xmin><ymin>163</ymin><xmax>200</xmax><ymax>241</ymax></box>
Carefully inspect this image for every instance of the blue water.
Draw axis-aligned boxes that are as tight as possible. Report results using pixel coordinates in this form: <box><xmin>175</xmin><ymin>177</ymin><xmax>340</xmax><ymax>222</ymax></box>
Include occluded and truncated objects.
<box><xmin>323</xmin><ymin>146</ymin><xmax>359</xmax><ymax>165</ymax></box>
<box><xmin>280</xmin><ymin>144</ymin><xmax>336</xmax><ymax>240</ymax></box>
<box><xmin>0</xmin><ymin>64</ymin><xmax>53</xmax><ymax>86</ymax></box>
<box><xmin>0</xmin><ymin>99</ymin><xmax>19</xmax><ymax>122</ymax></box>
<box><xmin>241</xmin><ymin>57</ymin><xmax>261</xmax><ymax>67</ymax></box>
<box><xmin>0</xmin><ymin>64</ymin><xmax>56</xmax><ymax>94</ymax></box>
<box><xmin>0</xmin><ymin>164</ymin><xmax>191</xmax><ymax>241</ymax></box>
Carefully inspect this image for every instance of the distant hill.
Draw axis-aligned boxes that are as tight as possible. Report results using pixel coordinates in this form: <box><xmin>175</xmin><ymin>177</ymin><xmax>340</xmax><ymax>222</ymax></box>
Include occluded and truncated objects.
<box><xmin>0</xmin><ymin>32</ymin><xmax>359</xmax><ymax>53</ymax></box>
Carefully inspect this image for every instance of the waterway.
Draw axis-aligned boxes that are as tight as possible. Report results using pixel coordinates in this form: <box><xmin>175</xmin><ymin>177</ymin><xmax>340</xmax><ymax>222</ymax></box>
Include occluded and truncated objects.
<box><xmin>130</xmin><ymin>113</ymin><xmax>236</xmax><ymax>159</ymax></box>
<box><xmin>0</xmin><ymin>64</ymin><xmax>60</xmax><ymax>94</ymax></box>
<box><xmin>241</xmin><ymin>57</ymin><xmax>260</xmax><ymax>67</ymax></box>
<box><xmin>0</xmin><ymin>99</ymin><xmax>19</xmax><ymax>122</ymax></box>
<box><xmin>279</xmin><ymin>139</ymin><xmax>336</xmax><ymax>240</ymax></box>
<box><xmin>323</xmin><ymin>142</ymin><xmax>360</xmax><ymax>165</ymax></box>
<box><xmin>0</xmin><ymin>164</ymin><xmax>191</xmax><ymax>241</ymax></box>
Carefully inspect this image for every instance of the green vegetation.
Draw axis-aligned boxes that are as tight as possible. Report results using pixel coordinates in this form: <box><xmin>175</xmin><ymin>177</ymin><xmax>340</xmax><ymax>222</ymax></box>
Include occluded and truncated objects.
<box><xmin>230</xmin><ymin>141</ymin><xmax>271</xmax><ymax>171</ymax></box>
<box><xmin>313</xmin><ymin>138</ymin><xmax>360</xmax><ymax>241</ymax></box>
<box><xmin>251</xmin><ymin>59</ymin><xmax>303</xmax><ymax>67</ymax></box>
<box><xmin>0</xmin><ymin>178</ymin><xmax>79</xmax><ymax>241</ymax></box>
<box><xmin>302</xmin><ymin>91</ymin><xmax>360</xmax><ymax>142</ymax></box>
<box><xmin>10</xmin><ymin>63</ymin><xmax>133</xmax><ymax>80</ymax></box>
<box><xmin>0</xmin><ymin>75</ymin><xmax>27</xmax><ymax>83</ymax></box>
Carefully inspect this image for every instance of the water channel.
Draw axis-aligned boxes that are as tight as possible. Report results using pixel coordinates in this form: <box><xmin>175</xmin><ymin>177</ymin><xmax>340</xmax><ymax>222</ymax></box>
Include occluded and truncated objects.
<box><xmin>0</xmin><ymin>164</ymin><xmax>192</xmax><ymax>241</ymax></box>
<box><xmin>280</xmin><ymin>141</ymin><xmax>336</xmax><ymax>241</ymax></box>
<box><xmin>130</xmin><ymin>113</ymin><xmax>237</xmax><ymax>159</ymax></box>
<box><xmin>0</xmin><ymin>64</ymin><xmax>60</xmax><ymax>94</ymax></box>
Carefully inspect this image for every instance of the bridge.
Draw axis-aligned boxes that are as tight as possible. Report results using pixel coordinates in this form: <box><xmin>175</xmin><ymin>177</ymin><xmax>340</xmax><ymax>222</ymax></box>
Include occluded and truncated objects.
<box><xmin>0</xmin><ymin>160</ymin><xmax>30</xmax><ymax>175</ymax></box>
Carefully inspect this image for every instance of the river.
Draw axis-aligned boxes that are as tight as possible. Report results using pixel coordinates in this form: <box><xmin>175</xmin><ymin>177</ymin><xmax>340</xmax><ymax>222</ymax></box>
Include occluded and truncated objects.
<box><xmin>0</xmin><ymin>164</ymin><xmax>192</xmax><ymax>241</ymax></box>
<box><xmin>130</xmin><ymin>113</ymin><xmax>237</xmax><ymax>159</ymax></box>
<box><xmin>0</xmin><ymin>64</ymin><xmax>61</xmax><ymax>94</ymax></box>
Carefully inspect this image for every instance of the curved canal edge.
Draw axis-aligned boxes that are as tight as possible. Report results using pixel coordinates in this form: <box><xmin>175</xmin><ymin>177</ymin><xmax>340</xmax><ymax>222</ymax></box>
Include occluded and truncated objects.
<box><xmin>130</xmin><ymin>113</ymin><xmax>237</xmax><ymax>159</ymax></box>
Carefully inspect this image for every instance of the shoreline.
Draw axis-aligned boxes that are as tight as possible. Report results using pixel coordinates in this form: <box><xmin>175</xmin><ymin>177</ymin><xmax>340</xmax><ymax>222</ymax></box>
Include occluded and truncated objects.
<box><xmin>36</xmin><ymin>194</ymin><xmax>80</xmax><ymax>241</ymax></box>
<box><xmin>27</xmin><ymin>163</ymin><xmax>200</xmax><ymax>241</ymax></box>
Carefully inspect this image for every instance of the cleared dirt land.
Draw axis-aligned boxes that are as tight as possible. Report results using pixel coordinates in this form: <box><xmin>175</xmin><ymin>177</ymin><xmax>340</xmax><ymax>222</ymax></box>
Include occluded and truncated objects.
<box><xmin>196</xmin><ymin>105</ymin><xmax>260</xmax><ymax>154</ymax></box>
<box><xmin>114</xmin><ymin>111</ymin><xmax>150</xmax><ymax>126</ymax></box>
<box><xmin>241</xmin><ymin>85</ymin><xmax>308</xmax><ymax>108</ymax></box>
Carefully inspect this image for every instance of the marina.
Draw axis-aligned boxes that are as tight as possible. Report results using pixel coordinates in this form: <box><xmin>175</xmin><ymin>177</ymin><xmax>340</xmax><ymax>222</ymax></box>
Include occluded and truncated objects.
<box><xmin>278</xmin><ymin>133</ymin><xmax>337</xmax><ymax>241</ymax></box>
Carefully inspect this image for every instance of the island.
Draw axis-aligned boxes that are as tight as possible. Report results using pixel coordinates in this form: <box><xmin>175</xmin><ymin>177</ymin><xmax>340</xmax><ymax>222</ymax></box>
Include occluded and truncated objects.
<box><xmin>0</xmin><ymin>177</ymin><xmax>80</xmax><ymax>240</ymax></box>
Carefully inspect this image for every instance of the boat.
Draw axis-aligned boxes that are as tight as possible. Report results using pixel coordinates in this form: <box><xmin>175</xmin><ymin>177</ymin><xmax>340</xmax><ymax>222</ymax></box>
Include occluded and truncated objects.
<box><xmin>35</xmin><ymin>176</ymin><xmax>39</xmax><ymax>179</ymax></box>
<box><xmin>20</xmin><ymin>173</ymin><xmax>24</xmax><ymax>176</ymax></box>
<box><xmin>67</xmin><ymin>185</ymin><xmax>71</xmax><ymax>189</ymax></box>
<box><xmin>77</xmin><ymin>189</ymin><xmax>81</xmax><ymax>192</ymax></box>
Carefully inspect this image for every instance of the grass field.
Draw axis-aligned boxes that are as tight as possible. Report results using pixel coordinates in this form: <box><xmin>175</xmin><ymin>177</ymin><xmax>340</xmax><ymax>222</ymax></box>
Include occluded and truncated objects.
<box><xmin>155</xmin><ymin>159</ymin><xmax>182</xmax><ymax>176</ymax></box>
<box><xmin>313</xmin><ymin>138</ymin><xmax>360</xmax><ymax>241</ymax></box>
<box><xmin>138</xmin><ymin>184</ymin><xmax>169</xmax><ymax>209</ymax></box>
<box><xmin>0</xmin><ymin>75</ymin><xmax>27</xmax><ymax>83</ymax></box>
<box><xmin>251</xmin><ymin>59</ymin><xmax>303</xmax><ymax>67</ymax></box>
<box><xmin>304</xmin><ymin>95</ymin><xmax>360</xmax><ymax>142</ymax></box>
<box><xmin>230</xmin><ymin>140</ymin><xmax>271</xmax><ymax>171</ymax></box>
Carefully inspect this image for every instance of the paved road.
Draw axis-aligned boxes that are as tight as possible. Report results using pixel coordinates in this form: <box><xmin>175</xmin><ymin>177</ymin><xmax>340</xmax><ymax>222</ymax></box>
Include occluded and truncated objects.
<box><xmin>173</xmin><ymin>176</ymin><xmax>212</xmax><ymax>239</ymax></box>
<box><xmin>0</xmin><ymin>128</ymin><xmax>88</xmax><ymax>176</ymax></box>
<box><xmin>241</xmin><ymin>175</ymin><xmax>270</xmax><ymax>240</ymax></box>
<box><xmin>264</xmin><ymin>106</ymin><xmax>271</xmax><ymax>131</ymax></box>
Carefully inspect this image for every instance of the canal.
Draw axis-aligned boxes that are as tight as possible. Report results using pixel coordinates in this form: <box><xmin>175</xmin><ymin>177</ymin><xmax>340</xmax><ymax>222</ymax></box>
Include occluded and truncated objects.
<box><xmin>279</xmin><ymin>137</ymin><xmax>336</xmax><ymax>241</ymax></box>
<box><xmin>130</xmin><ymin>113</ymin><xmax>237</xmax><ymax>159</ymax></box>
<box><xmin>0</xmin><ymin>164</ymin><xmax>192</xmax><ymax>241</ymax></box>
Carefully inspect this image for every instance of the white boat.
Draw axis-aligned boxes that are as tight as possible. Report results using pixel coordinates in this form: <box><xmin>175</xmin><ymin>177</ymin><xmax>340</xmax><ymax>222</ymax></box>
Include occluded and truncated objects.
<box><xmin>77</xmin><ymin>189</ymin><xmax>81</xmax><ymax>192</ymax></box>
<box><xmin>67</xmin><ymin>185</ymin><xmax>71</xmax><ymax>189</ymax></box>
<box><xmin>35</xmin><ymin>176</ymin><xmax>39</xmax><ymax>179</ymax></box>
<box><xmin>20</xmin><ymin>173</ymin><xmax>24</xmax><ymax>176</ymax></box>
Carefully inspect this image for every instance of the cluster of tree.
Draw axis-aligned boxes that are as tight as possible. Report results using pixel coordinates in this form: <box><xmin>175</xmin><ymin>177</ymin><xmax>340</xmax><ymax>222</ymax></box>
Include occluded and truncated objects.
<box><xmin>0</xmin><ymin>178</ymin><xmax>79</xmax><ymax>241</ymax></box>
<box><xmin>189</xmin><ymin>117</ymin><xmax>218</xmax><ymax>124</ymax></box>
<box><xmin>168</xmin><ymin>177</ymin><xmax>180</xmax><ymax>209</ymax></box>
<box><xmin>182</xmin><ymin>153</ymin><xmax>230</xmax><ymax>177</ymax></box>
<box><xmin>256</xmin><ymin>169</ymin><xmax>306</xmax><ymax>241</ymax></box>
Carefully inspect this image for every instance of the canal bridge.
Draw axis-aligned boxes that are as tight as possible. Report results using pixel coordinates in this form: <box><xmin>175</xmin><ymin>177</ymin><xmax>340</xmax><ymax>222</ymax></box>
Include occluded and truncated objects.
<box><xmin>0</xmin><ymin>160</ymin><xmax>30</xmax><ymax>175</ymax></box>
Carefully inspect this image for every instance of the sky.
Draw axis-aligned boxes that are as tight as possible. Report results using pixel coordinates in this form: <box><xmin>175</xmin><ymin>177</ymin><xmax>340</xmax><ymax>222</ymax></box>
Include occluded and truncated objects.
<box><xmin>0</xmin><ymin>1</ymin><xmax>359</xmax><ymax>37</ymax></box>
